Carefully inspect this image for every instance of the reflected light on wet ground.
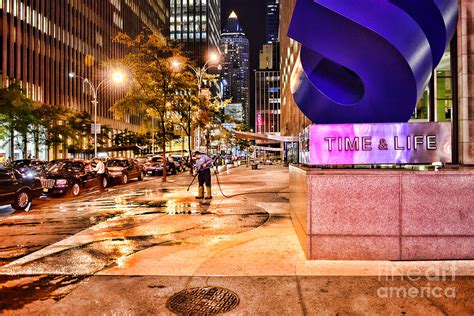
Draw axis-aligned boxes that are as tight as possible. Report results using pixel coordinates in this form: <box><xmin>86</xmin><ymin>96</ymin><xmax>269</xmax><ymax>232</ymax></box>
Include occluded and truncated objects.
<box><xmin>0</xmin><ymin>168</ymin><xmax>285</xmax><ymax>277</ymax></box>
<box><xmin>0</xmin><ymin>206</ymin><xmax>16</xmax><ymax>217</ymax></box>
<box><xmin>108</xmin><ymin>238</ymin><xmax>134</xmax><ymax>268</ymax></box>
<box><xmin>166</xmin><ymin>200</ymin><xmax>201</xmax><ymax>215</ymax></box>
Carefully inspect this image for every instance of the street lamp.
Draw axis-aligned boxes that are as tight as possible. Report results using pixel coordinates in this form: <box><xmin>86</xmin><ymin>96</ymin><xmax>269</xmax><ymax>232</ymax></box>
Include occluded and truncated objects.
<box><xmin>112</xmin><ymin>71</ymin><xmax>125</xmax><ymax>84</ymax></box>
<box><xmin>68</xmin><ymin>70</ymin><xmax>125</xmax><ymax>158</ymax></box>
<box><xmin>172</xmin><ymin>53</ymin><xmax>221</xmax><ymax>151</ymax></box>
<box><xmin>172</xmin><ymin>52</ymin><xmax>221</xmax><ymax>91</ymax></box>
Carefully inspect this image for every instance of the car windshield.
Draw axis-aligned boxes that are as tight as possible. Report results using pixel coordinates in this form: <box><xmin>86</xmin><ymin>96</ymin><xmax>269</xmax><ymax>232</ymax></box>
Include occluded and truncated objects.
<box><xmin>11</xmin><ymin>160</ymin><xmax>29</xmax><ymax>168</ymax></box>
<box><xmin>0</xmin><ymin>169</ymin><xmax>13</xmax><ymax>181</ymax></box>
<box><xmin>107</xmin><ymin>160</ymin><xmax>128</xmax><ymax>167</ymax></box>
<box><xmin>47</xmin><ymin>161</ymin><xmax>83</xmax><ymax>173</ymax></box>
<box><xmin>151</xmin><ymin>157</ymin><xmax>163</xmax><ymax>163</ymax></box>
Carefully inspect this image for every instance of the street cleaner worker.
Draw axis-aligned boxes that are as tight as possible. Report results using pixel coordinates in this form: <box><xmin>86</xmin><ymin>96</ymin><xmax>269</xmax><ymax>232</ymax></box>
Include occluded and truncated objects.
<box><xmin>194</xmin><ymin>151</ymin><xmax>213</xmax><ymax>199</ymax></box>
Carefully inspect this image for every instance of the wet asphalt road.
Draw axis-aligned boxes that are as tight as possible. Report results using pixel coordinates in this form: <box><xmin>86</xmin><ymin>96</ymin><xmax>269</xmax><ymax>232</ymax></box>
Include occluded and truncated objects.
<box><xmin>0</xmin><ymin>170</ymin><xmax>277</xmax><ymax>272</ymax></box>
<box><xmin>0</xmin><ymin>167</ymin><xmax>290</xmax><ymax>314</ymax></box>
<box><xmin>0</xmin><ymin>166</ymin><xmax>472</xmax><ymax>315</ymax></box>
<box><xmin>0</xmin><ymin>176</ymin><xmax>163</xmax><ymax>267</ymax></box>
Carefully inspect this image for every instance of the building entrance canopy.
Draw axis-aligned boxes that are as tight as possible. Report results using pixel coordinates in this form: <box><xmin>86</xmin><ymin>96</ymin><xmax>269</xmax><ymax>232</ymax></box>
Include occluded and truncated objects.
<box><xmin>234</xmin><ymin>131</ymin><xmax>298</xmax><ymax>142</ymax></box>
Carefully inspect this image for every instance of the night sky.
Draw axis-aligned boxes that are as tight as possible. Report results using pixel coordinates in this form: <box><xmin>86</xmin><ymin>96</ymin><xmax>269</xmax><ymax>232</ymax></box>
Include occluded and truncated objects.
<box><xmin>221</xmin><ymin>0</ymin><xmax>267</xmax><ymax>130</ymax></box>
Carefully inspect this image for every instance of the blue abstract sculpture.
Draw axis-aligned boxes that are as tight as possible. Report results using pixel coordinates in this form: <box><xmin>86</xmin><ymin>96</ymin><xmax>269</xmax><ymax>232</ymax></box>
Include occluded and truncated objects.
<box><xmin>288</xmin><ymin>0</ymin><xmax>458</xmax><ymax>124</ymax></box>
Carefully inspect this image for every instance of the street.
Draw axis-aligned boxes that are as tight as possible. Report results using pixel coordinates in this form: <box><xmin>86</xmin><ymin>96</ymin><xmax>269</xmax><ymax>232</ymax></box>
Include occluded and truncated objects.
<box><xmin>0</xmin><ymin>165</ymin><xmax>473</xmax><ymax>315</ymax></box>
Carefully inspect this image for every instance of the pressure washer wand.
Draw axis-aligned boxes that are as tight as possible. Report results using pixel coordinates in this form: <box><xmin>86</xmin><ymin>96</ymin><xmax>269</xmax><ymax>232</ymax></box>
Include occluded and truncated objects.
<box><xmin>186</xmin><ymin>173</ymin><xmax>198</xmax><ymax>191</ymax></box>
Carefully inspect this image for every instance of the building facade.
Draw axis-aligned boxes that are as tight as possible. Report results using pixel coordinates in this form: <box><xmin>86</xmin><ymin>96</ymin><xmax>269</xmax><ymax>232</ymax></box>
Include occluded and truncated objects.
<box><xmin>280</xmin><ymin>0</ymin><xmax>473</xmax><ymax>165</ymax></box>
<box><xmin>255</xmin><ymin>0</ymin><xmax>281</xmax><ymax>138</ymax></box>
<box><xmin>255</xmin><ymin>70</ymin><xmax>280</xmax><ymax>134</ymax></box>
<box><xmin>169</xmin><ymin>0</ymin><xmax>221</xmax><ymax>65</ymax></box>
<box><xmin>259</xmin><ymin>43</ymin><xmax>280</xmax><ymax>71</ymax></box>
<box><xmin>265</xmin><ymin>0</ymin><xmax>279</xmax><ymax>44</ymax></box>
<box><xmin>279</xmin><ymin>0</ymin><xmax>309</xmax><ymax>137</ymax></box>
<box><xmin>0</xmin><ymin>0</ymin><xmax>167</xmax><ymax>159</ymax></box>
<box><xmin>221</xmin><ymin>11</ymin><xmax>250</xmax><ymax>125</ymax></box>
<box><xmin>224</xmin><ymin>103</ymin><xmax>243</xmax><ymax>124</ymax></box>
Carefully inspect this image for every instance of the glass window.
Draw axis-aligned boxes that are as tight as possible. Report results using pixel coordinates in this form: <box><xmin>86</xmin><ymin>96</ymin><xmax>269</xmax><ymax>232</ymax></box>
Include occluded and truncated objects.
<box><xmin>412</xmin><ymin>88</ymin><xmax>429</xmax><ymax>120</ymax></box>
<box><xmin>107</xmin><ymin>160</ymin><xmax>129</xmax><ymax>167</ymax></box>
<box><xmin>0</xmin><ymin>170</ymin><xmax>13</xmax><ymax>181</ymax></box>
<box><xmin>435</xmin><ymin>51</ymin><xmax>453</xmax><ymax>122</ymax></box>
<box><xmin>411</xmin><ymin>46</ymin><xmax>453</xmax><ymax>122</ymax></box>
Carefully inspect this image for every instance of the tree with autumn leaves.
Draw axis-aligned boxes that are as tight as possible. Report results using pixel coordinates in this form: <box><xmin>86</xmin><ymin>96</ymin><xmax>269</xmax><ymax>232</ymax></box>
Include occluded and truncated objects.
<box><xmin>111</xmin><ymin>32</ymin><xmax>229</xmax><ymax>181</ymax></box>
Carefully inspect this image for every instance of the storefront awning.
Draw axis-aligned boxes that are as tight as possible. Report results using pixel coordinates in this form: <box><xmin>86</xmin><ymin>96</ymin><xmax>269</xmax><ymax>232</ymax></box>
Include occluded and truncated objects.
<box><xmin>234</xmin><ymin>131</ymin><xmax>298</xmax><ymax>142</ymax></box>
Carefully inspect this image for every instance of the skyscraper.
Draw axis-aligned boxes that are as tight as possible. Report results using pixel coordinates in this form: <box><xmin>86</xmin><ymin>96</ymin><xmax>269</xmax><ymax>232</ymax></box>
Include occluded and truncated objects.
<box><xmin>259</xmin><ymin>43</ymin><xmax>280</xmax><ymax>71</ymax></box>
<box><xmin>169</xmin><ymin>0</ymin><xmax>221</xmax><ymax>65</ymax></box>
<box><xmin>0</xmin><ymin>0</ymin><xmax>168</xmax><ymax>159</ymax></box>
<box><xmin>266</xmin><ymin>0</ymin><xmax>279</xmax><ymax>43</ymax></box>
<box><xmin>255</xmin><ymin>0</ymin><xmax>281</xmax><ymax>136</ymax></box>
<box><xmin>255</xmin><ymin>71</ymin><xmax>280</xmax><ymax>134</ymax></box>
<box><xmin>221</xmin><ymin>11</ymin><xmax>250</xmax><ymax>125</ymax></box>
<box><xmin>280</xmin><ymin>0</ymin><xmax>310</xmax><ymax>137</ymax></box>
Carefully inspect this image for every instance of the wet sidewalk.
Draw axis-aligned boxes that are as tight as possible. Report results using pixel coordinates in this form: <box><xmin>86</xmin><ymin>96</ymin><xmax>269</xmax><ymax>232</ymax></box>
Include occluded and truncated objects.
<box><xmin>0</xmin><ymin>164</ymin><xmax>473</xmax><ymax>315</ymax></box>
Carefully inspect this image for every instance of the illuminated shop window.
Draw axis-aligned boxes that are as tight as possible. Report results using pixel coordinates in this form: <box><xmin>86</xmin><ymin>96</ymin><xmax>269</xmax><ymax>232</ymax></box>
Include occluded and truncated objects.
<box><xmin>413</xmin><ymin>88</ymin><xmax>429</xmax><ymax>120</ymax></box>
<box><xmin>113</xmin><ymin>12</ymin><xmax>124</xmax><ymax>29</ymax></box>
<box><xmin>411</xmin><ymin>46</ymin><xmax>454</xmax><ymax>122</ymax></box>
<box><xmin>110</xmin><ymin>0</ymin><xmax>121</xmax><ymax>11</ymax></box>
<box><xmin>96</xmin><ymin>32</ymin><xmax>103</xmax><ymax>47</ymax></box>
<box><xmin>436</xmin><ymin>51</ymin><xmax>453</xmax><ymax>122</ymax></box>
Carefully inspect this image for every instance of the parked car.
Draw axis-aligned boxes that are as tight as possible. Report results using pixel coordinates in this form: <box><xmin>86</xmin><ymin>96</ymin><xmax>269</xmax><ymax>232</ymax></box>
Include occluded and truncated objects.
<box><xmin>11</xmin><ymin>159</ymin><xmax>46</xmax><ymax>178</ymax></box>
<box><xmin>144</xmin><ymin>156</ymin><xmax>171</xmax><ymax>176</ymax></box>
<box><xmin>135</xmin><ymin>156</ymin><xmax>152</xmax><ymax>166</ymax></box>
<box><xmin>106</xmin><ymin>158</ymin><xmax>144</xmax><ymax>184</ymax></box>
<box><xmin>0</xmin><ymin>167</ymin><xmax>43</xmax><ymax>211</ymax></box>
<box><xmin>224</xmin><ymin>155</ymin><xmax>234</xmax><ymax>165</ymax></box>
<box><xmin>172</xmin><ymin>155</ymin><xmax>187</xmax><ymax>172</ymax></box>
<box><xmin>41</xmin><ymin>160</ymin><xmax>106</xmax><ymax>197</ymax></box>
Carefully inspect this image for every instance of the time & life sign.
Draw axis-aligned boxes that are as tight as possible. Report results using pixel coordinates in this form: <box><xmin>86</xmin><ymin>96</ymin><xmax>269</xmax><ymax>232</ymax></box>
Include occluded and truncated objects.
<box><xmin>299</xmin><ymin>122</ymin><xmax>452</xmax><ymax>165</ymax></box>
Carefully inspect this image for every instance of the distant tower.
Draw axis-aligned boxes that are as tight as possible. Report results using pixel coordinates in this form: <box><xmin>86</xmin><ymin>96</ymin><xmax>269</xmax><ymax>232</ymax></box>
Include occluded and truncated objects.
<box><xmin>221</xmin><ymin>11</ymin><xmax>250</xmax><ymax>125</ymax></box>
<box><xmin>255</xmin><ymin>0</ymin><xmax>281</xmax><ymax>135</ymax></box>
<box><xmin>264</xmin><ymin>0</ymin><xmax>280</xmax><ymax>69</ymax></box>
<box><xmin>266</xmin><ymin>0</ymin><xmax>280</xmax><ymax>43</ymax></box>
<box><xmin>169</xmin><ymin>0</ymin><xmax>221</xmax><ymax>65</ymax></box>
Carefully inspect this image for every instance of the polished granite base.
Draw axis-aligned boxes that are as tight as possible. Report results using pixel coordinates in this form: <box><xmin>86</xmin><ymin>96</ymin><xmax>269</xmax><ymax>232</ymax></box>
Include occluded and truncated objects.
<box><xmin>289</xmin><ymin>165</ymin><xmax>474</xmax><ymax>260</ymax></box>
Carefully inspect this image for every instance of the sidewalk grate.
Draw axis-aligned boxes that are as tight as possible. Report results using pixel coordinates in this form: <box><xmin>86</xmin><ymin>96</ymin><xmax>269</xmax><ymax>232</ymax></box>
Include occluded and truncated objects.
<box><xmin>166</xmin><ymin>286</ymin><xmax>240</xmax><ymax>315</ymax></box>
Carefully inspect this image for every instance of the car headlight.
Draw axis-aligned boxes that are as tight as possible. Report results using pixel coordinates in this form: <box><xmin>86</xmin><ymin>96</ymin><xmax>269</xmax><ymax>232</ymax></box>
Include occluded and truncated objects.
<box><xmin>56</xmin><ymin>179</ymin><xmax>68</xmax><ymax>186</ymax></box>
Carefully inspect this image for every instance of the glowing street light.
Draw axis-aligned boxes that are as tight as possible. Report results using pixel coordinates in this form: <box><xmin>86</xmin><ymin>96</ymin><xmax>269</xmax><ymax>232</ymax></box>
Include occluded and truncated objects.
<box><xmin>185</xmin><ymin>53</ymin><xmax>221</xmax><ymax>91</ymax></box>
<box><xmin>209</xmin><ymin>52</ymin><xmax>220</xmax><ymax>64</ymax></box>
<box><xmin>171</xmin><ymin>60</ymin><xmax>182</xmax><ymax>70</ymax></box>
<box><xmin>175</xmin><ymin>52</ymin><xmax>221</xmax><ymax>150</ymax></box>
<box><xmin>68</xmin><ymin>70</ymin><xmax>126</xmax><ymax>157</ymax></box>
<box><xmin>112</xmin><ymin>71</ymin><xmax>125</xmax><ymax>84</ymax></box>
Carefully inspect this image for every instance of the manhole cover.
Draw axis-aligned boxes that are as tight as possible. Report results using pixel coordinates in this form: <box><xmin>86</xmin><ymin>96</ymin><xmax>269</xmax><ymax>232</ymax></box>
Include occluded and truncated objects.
<box><xmin>166</xmin><ymin>286</ymin><xmax>240</xmax><ymax>315</ymax></box>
